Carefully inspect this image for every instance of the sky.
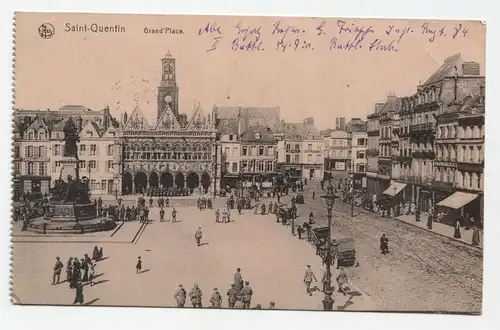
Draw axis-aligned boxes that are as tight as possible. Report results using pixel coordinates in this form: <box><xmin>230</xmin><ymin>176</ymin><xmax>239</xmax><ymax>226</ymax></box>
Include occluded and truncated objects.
<box><xmin>13</xmin><ymin>13</ymin><xmax>485</xmax><ymax>129</ymax></box>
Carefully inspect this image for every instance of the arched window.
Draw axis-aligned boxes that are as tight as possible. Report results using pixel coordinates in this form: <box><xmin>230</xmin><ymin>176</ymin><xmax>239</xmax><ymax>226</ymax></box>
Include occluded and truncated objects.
<box><xmin>39</xmin><ymin>146</ymin><xmax>45</xmax><ymax>158</ymax></box>
<box><xmin>458</xmin><ymin>127</ymin><xmax>464</xmax><ymax>138</ymax></box>
<box><xmin>473</xmin><ymin>126</ymin><xmax>480</xmax><ymax>139</ymax></box>
<box><xmin>440</xmin><ymin>168</ymin><xmax>445</xmax><ymax>182</ymax></box>
<box><xmin>464</xmin><ymin>172</ymin><xmax>471</xmax><ymax>188</ymax></box>
<box><xmin>449</xmin><ymin>168</ymin><xmax>454</xmax><ymax>184</ymax></box>
<box><xmin>435</xmin><ymin>168</ymin><xmax>440</xmax><ymax>181</ymax></box>
<box><xmin>443</xmin><ymin>146</ymin><xmax>449</xmax><ymax>159</ymax></box>
<box><xmin>472</xmin><ymin>173</ymin><xmax>478</xmax><ymax>190</ymax></box>
<box><xmin>466</xmin><ymin>126</ymin><xmax>472</xmax><ymax>138</ymax></box>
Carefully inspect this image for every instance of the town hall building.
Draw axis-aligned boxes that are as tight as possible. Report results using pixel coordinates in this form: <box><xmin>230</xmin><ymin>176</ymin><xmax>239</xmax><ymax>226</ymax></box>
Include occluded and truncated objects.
<box><xmin>116</xmin><ymin>52</ymin><xmax>219</xmax><ymax>196</ymax></box>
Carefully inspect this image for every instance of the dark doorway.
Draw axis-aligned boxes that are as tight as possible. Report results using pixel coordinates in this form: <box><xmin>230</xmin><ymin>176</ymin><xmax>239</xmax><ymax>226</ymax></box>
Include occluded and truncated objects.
<box><xmin>201</xmin><ymin>172</ymin><xmax>211</xmax><ymax>192</ymax></box>
<box><xmin>186</xmin><ymin>172</ymin><xmax>200</xmax><ymax>189</ymax></box>
<box><xmin>123</xmin><ymin>172</ymin><xmax>133</xmax><ymax>195</ymax></box>
<box><xmin>134</xmin><ymin>172</ymin><xmax>148</xmax><ymax>194</ymax></box>
<box><xmin>310</xmin><ymin>169</ymin><xmax>315</xmax><ymax>180</ymax></box>
<box><xmin>160</xmin><ymin>172</ymin><xmax>173</xmax><ymax>188</ymax></box>
<box><xmin>149</xmin><ymin>172</ymin><xmax>159</xmax><ymax>188</ymax></box>
<box><xmin>175</xmin><ymin>172</ymin><xmax>185</xmax><ymax>188</ymax></box>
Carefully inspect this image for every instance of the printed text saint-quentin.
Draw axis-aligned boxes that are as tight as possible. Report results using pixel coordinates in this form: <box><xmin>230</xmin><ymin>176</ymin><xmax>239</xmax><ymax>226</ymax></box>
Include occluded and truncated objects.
<box><xmin>65</xmin><ymin>23</ymin><xmax>126</xmax><ymax>33</ymax></box>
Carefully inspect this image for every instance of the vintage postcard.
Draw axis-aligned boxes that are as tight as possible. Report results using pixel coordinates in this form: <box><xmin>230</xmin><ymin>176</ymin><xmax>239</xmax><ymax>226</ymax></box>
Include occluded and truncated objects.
<box><xmin>10</xmin><ymin>12</ymin><xmax>485</xmax><ymax>313</ymax></box>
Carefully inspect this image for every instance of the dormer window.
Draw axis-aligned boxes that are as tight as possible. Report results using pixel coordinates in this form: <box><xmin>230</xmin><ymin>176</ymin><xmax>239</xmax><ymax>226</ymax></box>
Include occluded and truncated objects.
<box><xmin>254</xmin><ymin>133</ymin><xmax>261</xmax><ymax>139</ymax></box>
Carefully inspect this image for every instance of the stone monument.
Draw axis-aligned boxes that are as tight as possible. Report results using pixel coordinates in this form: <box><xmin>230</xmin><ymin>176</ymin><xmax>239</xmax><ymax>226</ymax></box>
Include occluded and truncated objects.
<box><xmin>27</xmin><ymin>117</ymin><xmax>116</xmax><ymax>234</ymax></box>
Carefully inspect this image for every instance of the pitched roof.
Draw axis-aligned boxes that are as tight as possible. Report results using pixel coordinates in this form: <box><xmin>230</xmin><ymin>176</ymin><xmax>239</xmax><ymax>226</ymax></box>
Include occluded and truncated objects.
<box><xmin>281</xmin><ymin>122</ymin><xmax>321</xmax><ymax>140</ymax></box>
<box><xmin>345</xmin><ymin>119</ymin><xmax>367</xmax><ymax>133</ymax></box>
<box><xmin>423</xmin><ymin>53</ymin><xmax>464</xmax><ymax>86</ymax></box>
<box><xmin>379</xmin><ymin>96</ymin><xmax>402</xmax><ymax>114</ymax></box>
<box><xmin>214</xmin><ymin>106</ymin><xmax>280</xmax><ymax>127</ymax></box>
<box><xmin>240</xmin><ymin>126</ymin><xmax>275</xmax><ymax>142</ymax></box>
<box><xmin>216</xmin><ymin>118</ymin><xmax>239</xmax><ymax>135</ymax></box>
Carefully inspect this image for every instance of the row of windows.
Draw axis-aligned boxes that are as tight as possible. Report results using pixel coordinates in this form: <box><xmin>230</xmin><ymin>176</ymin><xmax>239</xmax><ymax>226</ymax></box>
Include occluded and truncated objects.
<box><xmin>52</xmin><ymin>160</ymin><xmax>114</xmax><ymax>173</ymax></box>
<box><xmin>325</xmin><ymin>150</ymin><xmax>348</xmax><ymax>158</ymax></box>
<box><xmin>223</xmin><ymin>147</ymin><xmax>240</xmax><ymax>158</ymax></box>
<box><xmin>435</xmin><ymin>144</ymin><xmax>484</xmax><ymax>163</ymax></box>
<box><xmin>436</xmin><ymin>125</ymin><xmax>484</xmax><ymax>140</ymax></box>
<box><xmin>89</xmin><ymin>179</ymin><xmax>114</xmax><ymax>192</ymax></box>
<box><xmin>240</xmin><ymin>160</ymin><xmax>274</xmax><ymax>172</ymax></box>
<box><xmin>23</xmin><ymin>162</ymin><xmax>48</xmax><ymax>176</ymax></box>
<box><xmin>285</xmin><ymin>154</ymin><xmax>322</xmax><ymax>164</ymax></box>
<box><xmin>123</xmin><ymin>152</ymin><xmax>211</xmax><ymax>161</ymax></box>
<box><xmin>286</xmin><ymin>143</ymin><xmax>322</xmax><ymax>151</ymax></box>
<box><xmin>242</xmin><ymin>145</ymin><xmax>274</xmax><ymax>156</ymax></box>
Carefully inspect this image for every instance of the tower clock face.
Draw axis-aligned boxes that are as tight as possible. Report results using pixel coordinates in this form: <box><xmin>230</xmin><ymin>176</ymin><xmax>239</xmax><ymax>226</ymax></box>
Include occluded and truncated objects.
<box><xmin>164</xmin><ymin>94</ymin><xmax>172</xmax><ymax>103</ymax></box>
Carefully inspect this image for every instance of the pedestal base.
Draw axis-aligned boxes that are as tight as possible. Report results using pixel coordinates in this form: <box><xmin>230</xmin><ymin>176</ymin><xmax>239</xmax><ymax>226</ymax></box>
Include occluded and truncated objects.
<box><xmin>26</xmin><ymin>216</ymin><xmax>114</xmax><ymax>234</ymax></box>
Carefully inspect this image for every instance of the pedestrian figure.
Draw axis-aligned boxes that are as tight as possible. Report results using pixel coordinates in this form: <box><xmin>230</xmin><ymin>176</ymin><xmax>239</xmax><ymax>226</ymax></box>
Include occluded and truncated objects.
<box><xmin>98</xmin><ymin>247</ymin><xmax>103</xmax><ymax>260</ymax></box>
<box><xmin>227</xmin><ymin>284</ymin><xmax>238</xmax><ymax>308</ymax></box>
<box><xmin>81</xmin><ymin>258</ymin><xmax>89</xmax><ymax>282</ymax></box>
<box><xmin>234</xmin><ymin>268</ymin><xmax>244</xmax><ymax>293</ymax></box>
<box><xmin>234</xmin><ymin>296</ymin><xmax>244</xmax><ymax>309</ymax></box>
<box><xmin>84</xmin><ymin>253</ymin><xmax>92</xmax><ymax>266</ymax></box>
<box><xmin>472</xmin><ymin>226</ymin><xmax>481</xmax><ymax>246</ymax></box>
<box><xmin>136</xmin><ymin>256</ymin><xmax>142</xmax><ymax>274</ymax></box>
<box><xmin>73</xmin><ymin>280</ymin><xmax>84</xmax><ymax>305</ymax></box>
<box><xmin>210</xmin><ymin>288</ymin><xmax>222</xmax><ymax>308</ymax></box>
<box><xmin>215</xmin><ymin>209</ymin><xmax>220</xmax><ymax>223</ymax></box>
<box><xmin>454</xmin><ymin>220</ymin><xmax>462</xmax><ymax>239</ymax></box>
<box><xmin>312</xmin><ymin>191</ymin><xmax>316</xmax><ymax>199</ymax></box>
<box><xmin>303</xmin><ymin>265</ymin><xmax>317</xmax><ymax>296</ymax></box>
<box><xmin>66</xmin><ymin>257</ymin><xmax>73</xmax><ymax>282</ymax></box>
<box><xmin>336</xmin><ymin>266</ymin><xmax>349</xmax><ymax>295</ymax></box>
<box><xmin>269</xmin><ymin>301</ymin><xmax>275</xmax><ymax>309</ymax></box>
<box><xmin>159</xmin><ymin>207</ymin><xmax>165</xmax><ymax>222</ymax></box>
<box><xmin>242</xmin><ymin>281</ymin><xmax>253</xmax><ymax>309</ymax></box>
<box><xmin>226</xmin><ymin>208</ymin><xmax>231</xmax><ymax>223</ymax></box>
<box><xmin>320</xmin><ymin>268</ymin><xmax>331</xmax><ymax>292</ymax></box>
<box><xmin>189</xmin><ymin>283</ymin><xmax>203</xmax><ymax>308</ymax></box>
<box><xmin>195</xmin><ymin>227</ymin><xmax>203</xmax><ymax>246</ymax></box>
<box><xmin>92</xmin><ymin>246</ymin><xmax>99</xmax><ymax>261</ymax></box>
<box><xmin>89</xmin><ymin>263</ymin><xmax>95</xmax><ymax>286</ymax></box>
<box><xmin>172</xmin><ymin>207</ymin><xmax>177</xmax><ymax>223</ymax></box>
<box><xmin>52</xmin><ymin>256</ymin><xmax>64</xmax><ymax>285</ymax></box>
<box><xmin>261</xmin><ymin>203</ymin><xmax>266</xmax><ymax>215</ymax></box>
<box><xmin>174</xmin><ymin>284</ymin><xmax>187</xmax><ymax>307</ymax></box>
<box><xmin>380</xmin><ymin>234</ymin><xmax>389</xmax><ymax>255</ymax></box>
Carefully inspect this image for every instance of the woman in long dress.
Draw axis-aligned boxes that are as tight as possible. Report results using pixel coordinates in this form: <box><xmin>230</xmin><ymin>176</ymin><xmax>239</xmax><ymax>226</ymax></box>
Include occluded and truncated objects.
<box><xmin>472</xmin><ymin>226</ymin><xmax>481</xmax><ymax>246</ymax></box>
<box><xmin>454</xmin><ymin>220</ymin><xmax>462</xmax><ymax>239</ymax></box>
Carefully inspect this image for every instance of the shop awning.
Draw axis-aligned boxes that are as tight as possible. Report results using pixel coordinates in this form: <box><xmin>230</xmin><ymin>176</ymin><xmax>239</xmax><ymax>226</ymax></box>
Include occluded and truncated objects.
<box><xmin>382</xmin><ymin>182</ymin><xmax>407</xmax><ymax>196</ymax></box>
<box><xmin>436</xmin><ymin>192</ymin><xmax>478</xmax><ymax>209</ymax></box>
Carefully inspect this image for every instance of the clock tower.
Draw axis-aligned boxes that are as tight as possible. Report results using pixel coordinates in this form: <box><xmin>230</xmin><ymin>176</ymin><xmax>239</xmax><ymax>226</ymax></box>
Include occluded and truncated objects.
<box><xmin>157</xmin><ymin>51</ymin><xmax>179</xmax><ymax>119</ymax></box>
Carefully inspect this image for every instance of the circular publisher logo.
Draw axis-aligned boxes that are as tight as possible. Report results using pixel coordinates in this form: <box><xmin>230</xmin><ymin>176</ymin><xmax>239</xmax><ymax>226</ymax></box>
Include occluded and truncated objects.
<box><xmin>38</xmin><ymin>23</ymin><xmax>55</xmax><ymax>39</ymax></box>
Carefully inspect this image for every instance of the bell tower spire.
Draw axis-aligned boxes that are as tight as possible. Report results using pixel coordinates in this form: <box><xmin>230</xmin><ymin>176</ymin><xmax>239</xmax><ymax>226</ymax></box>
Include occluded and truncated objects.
<box><xmin>157</xmin><ymin>51</ymin><xmax>179</xmax><ymax>119</ymax></box>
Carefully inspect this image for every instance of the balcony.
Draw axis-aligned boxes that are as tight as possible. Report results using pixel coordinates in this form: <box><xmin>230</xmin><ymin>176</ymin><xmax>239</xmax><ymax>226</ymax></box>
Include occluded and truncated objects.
<box><xmin>434</xmin><ymin>157</ymin><xmax>457</xmax><ymax>168</ymax></box>
<box><xmin>457</xmin><ymin>159</ymin><xmax>484</xmax><ymax>173</ymax></box>
<box><xmin>412</xmin><ymin>150</ymin><xmax>435</xmax><ymax>159</ymax></box>
<box><xmin>286</xmin><ymin>149</ymin><xmax>300</xmax><ymax>153</ymax></box>
<box><xmin>410</xmin><ymin>122</ymin><xmax>436</xmax><ymax>134</ymax></box>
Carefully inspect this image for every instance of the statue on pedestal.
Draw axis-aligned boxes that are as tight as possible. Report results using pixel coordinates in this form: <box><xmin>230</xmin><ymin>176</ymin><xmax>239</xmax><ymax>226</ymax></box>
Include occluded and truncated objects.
<box><xmin>62</xmin><ymin>117</ymin><xmax>80</xmax><ymax>159</ymax></box>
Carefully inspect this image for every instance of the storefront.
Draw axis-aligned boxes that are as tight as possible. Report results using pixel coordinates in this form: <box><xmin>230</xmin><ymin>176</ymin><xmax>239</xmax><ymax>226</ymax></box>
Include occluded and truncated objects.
<box><xmin>436</xmin><ymin>190</ymin><xmax>482</xmax><ymax>227</ymax></box>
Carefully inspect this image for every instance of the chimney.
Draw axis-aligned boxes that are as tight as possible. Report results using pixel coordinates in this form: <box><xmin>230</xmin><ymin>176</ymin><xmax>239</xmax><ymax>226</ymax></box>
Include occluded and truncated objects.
<box><xmin>103</xmin><ymin>106</ymin><xmax>110</xmax><ymax>131</ymax></box>
<box><xmin>462</xmin><ymin>62</ymin><xmax>480</xmax><ymax>76</ymax></box>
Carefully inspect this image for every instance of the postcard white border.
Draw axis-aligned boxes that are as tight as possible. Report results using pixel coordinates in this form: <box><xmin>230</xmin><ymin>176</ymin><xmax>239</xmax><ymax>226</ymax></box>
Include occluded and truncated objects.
<box><xmin>0</xmin><ymin>0</ymin><xmax>498</xmax><ymax>329</ymax></box>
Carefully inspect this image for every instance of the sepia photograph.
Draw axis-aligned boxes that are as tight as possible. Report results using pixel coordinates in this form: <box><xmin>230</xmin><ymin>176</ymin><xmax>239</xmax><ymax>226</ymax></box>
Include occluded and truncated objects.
<box><xmin>10</xmin><ymin>12</ymin><xmax>485</xmax><ymax>313</ymax></box>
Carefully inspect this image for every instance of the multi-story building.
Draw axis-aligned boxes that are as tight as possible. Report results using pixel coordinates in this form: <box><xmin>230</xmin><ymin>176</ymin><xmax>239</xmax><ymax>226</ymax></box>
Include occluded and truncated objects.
<box><xmin>117</xmin><ymin>53</ymin><xmax>218</xmax><ymax>196</ymax></box>
<box><xmin>279</xmin><ymin>121</ymin><xmax>324</xmax><ymax>181</ymax></box>
<box><xmin>378</xmin><ymin>95</ymin><xmax>401</xmax><ymax>195</ymax></box>
<box><xmin>215</xmin><ymin>105</ymin><xmax>281</xmax><ymax>189</ymax></box>
<box><xmin>433</xmin><ymin>91</ymin><xmax>485</xmax><ymax>225</ymax></box>
<box><xmin>392</xmin><ymin>54</ymin><xmax>484</xmax><ymax>216</ymax></box>
<box><xmin>322</xmin><ymin>129</ymin><xmax>350</xmax><ymax>183</ymax></box>
<box><xmin>366</xmin><ymin>102</ymin><xmax>385</xmax><ymax>198</ymax></box>
<box><xmin>217</xmin><ymin>118</ymin><xmax>241</xmax><ymax>189</ymax></box>
<box><xmin>12</xmin><ymin>105</ymin><xmax>116</xmax><ymax>199</ymax></box>
<box><xmin>239</xmin><ymin>126</ymin><xmax>277</xmax><ymax>187</ymax></box>
<box><xmin>346</xmin><ymin>118</ymin><xmax>367</xmax><ymax>190</ymax></box>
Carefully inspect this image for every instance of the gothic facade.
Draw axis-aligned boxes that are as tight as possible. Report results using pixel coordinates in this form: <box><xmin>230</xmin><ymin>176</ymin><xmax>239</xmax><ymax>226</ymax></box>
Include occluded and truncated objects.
<box><xmin>116</xmin><ymin>53</ymin><xmax>218</xmax><ymax>195</ymax></box>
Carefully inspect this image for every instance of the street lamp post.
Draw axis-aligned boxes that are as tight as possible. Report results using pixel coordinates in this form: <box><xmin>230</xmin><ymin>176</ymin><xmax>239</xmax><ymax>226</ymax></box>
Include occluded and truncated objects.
<box><xmin>321</xmin><ymin>183</ymin><xmax>336</xmax><ymax>311</ymax></box>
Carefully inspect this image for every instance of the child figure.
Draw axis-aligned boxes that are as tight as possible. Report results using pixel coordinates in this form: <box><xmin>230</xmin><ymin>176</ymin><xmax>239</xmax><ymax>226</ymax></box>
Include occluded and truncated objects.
<box><xmin>136</xmin><ymin>256</ymin><xmax>142</xmax><ymax>274</ymax></box>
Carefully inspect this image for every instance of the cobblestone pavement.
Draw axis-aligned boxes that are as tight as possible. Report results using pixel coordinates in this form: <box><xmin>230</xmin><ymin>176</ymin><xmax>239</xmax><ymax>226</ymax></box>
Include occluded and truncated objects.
<box><xmin>290</xmin><ymin>181</ymin><xmax>483</xmax><ymax>313</ymax></box>
<box><xmin>11</xmin><ymin>206</ymin><xmax>375</xmax><ymax>311</ymax></box>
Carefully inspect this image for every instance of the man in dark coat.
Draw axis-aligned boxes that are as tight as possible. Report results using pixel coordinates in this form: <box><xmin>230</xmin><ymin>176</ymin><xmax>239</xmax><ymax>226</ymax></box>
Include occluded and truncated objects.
<box><xmin>73</xmin><ymin>280</ymin><xmax>84</xmax><ymax>305</ymax></box>
<box><xmin>380</xmin><ymin>234</ymin><xmax>389</xmax><ymax>255</ymax></box>
<box><xmin>234</xmin><ymin>268</ymin><xmax>244</xmax><ymax>293</ymax></box>
<box><xmin>52</xmin><ymin>257</ymin><xmax>64</xmax><ymax>285</ymax></box>
<box><xmin>159</xmin><ymin>207</ymin><xmax>165</xmax><ymax>222</ymax></box>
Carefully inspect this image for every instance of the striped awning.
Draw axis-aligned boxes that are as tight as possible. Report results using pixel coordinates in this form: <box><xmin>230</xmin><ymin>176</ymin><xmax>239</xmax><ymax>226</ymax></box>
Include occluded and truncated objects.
<box><xmin>382</xmin><ymin>182</ymin><xmax>407</xmax><ymax>196</ymax></box>
<box><xmin>437</xmin><ymin>192</ymin><xmax>478</xmax><ymax>209</ymax></box>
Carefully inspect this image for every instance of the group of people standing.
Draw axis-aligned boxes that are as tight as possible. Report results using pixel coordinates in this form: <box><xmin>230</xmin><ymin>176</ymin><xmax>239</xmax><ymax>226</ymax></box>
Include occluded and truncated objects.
<box><xmin>51</xmin><ymin>245</ymin><xmax>104</xmax><ymax>305</ymax></box>
<box><xmin>173</xmin><ymin>268</ymin><xmax>263</xmax><ymax>309</ymax></box>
